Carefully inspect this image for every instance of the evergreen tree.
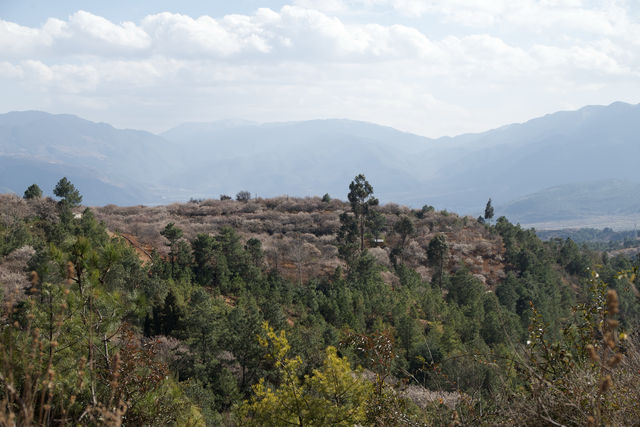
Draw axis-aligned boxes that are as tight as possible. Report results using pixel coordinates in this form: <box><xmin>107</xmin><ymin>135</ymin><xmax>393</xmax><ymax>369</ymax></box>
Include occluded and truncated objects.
<box><xmin>394</xmin><ymin>216</ymin><xmax>415</xmax><ymax>250</ymax></box>
<box><xmin>23</xmin><ymin>183</ymin><xmax>42</xmax><ymax>199</ymax></box>
<box><xmin>161</xmin><ymin>222</ymin><xmax>183</xmax><ymax>277</ymax></box>
<box><xmin>238</xmin><ymin>323</ymin><xmax>372</xmax><ymax>426</ymax></box>
<box><xmin>484</xmin><ymin>198</ymin><xmax>494</xmax><ymax>222</ymax></box>
<box><xmin>392</xmin><ymin>216</ymin><xmax>414</xmax><ymax>265</ymax></box>
<box><xmin>346</xmin><ymin>174</ymin><xmax>379</xmax><ymax>252</ymax></box>
<box><xmin>192</xmin><ymin>233</ymin><xmax>218</xmax><ymax>286</ymax></box>
<box><xmin>224</xmin><ymin>297</ymin><xmax>264</xmax><ymax>392</ymax></box>
<box><xmin>337</xmin><ymin>212</ymin><xmax>360</xmax><ymax>266</ymax></box>
<box><xmin>53</xmin><ymin>177</ymin><xmax>82</xmax><ymax>207</ymax></box>
<box><xmin>427</xmin><ymin>234</ymin><xmax>448</xmax><ymax>287</ymax></box>
<box><xmin>245</xmin><ymin>238</ymin><xmax>264</xmax><ymax>267</ymax></box>
<box><xmin>154</xmin><ymin>290</ymin><xmax>183</xmax><ymax>335</ymax></box>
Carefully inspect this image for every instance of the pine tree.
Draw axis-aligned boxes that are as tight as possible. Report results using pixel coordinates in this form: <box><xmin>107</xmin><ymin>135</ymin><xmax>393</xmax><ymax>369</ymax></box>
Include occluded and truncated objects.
<box><xmin>427</xmin><ymin>234</ymin><xmax>448</xmax><ymax>287</ymax></box>
<box><xmin>23</xmin><ymin>183</ymin><xmax>42</xmax><ymax>199</ymax></box>
<box><xmin>53</xmin><ymin>177</ymin><xmax>82</xmax><ymax>207</ymax></box>
<box><xmin>484</xmin><ymin>198</ymin><xmax>494</xmax><ymax>222</ymax></box>
<box><xmin>346</xmin><ymin>174</ymin><xmax>379</xmax><ymax>252</ymax></box>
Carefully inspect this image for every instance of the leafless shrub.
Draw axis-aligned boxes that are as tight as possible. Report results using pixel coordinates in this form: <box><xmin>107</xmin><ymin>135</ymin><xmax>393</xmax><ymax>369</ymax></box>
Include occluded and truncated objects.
<box><xmin>378</xmin><ymin>203</ymin><xmax>410</xmax><ymax>216</ymax></box>
<box><xmin>0</xmin><ymin>245</ymin><xmax>35</xmax><ymax>298</ymax></box>
<box><xmin>287</xmin><ymin>238</ymin><xmax>321</xmax><ymax>284</ymax></box>
<box><xmin>414</xmin><ymin>266</ymin><xmax>431</xmax><ymax>282</ymax></box>
<box><xmin>369</xmin><ymin>247</ymin><xmax>391</xmax><ymax>267</ymax></box>
<box><xmin>0</xmin><ymin>194</ymin><xmax>33</xmax><ymax>224</ymax></box>
<box><xmin>404</xmin><ymin>241</ymin><xmax>427</xmax><ymax>266</ymax></box>
<box><xmin>153</xmin><ymin>336</ymin><xmax>190</xmax><ymax>367</ymax></box>
<box><xmin>401</xmin><ymin>384</ymin><xmax>462</xmax><ymax>410</ymax></box>
<box><xmin>235</xmin><ymin>191</ymin><xmax>251</xmax><ymax>202</ymax></box>
<box><xmin>240</xmin><ymin>201</ymin><xmax>260</xmax><ymax>214</ymax></box>
<box><xmin>380</xmin><ymin>270</ymin><xmax>399</xmax><ymax>288</ymax></box>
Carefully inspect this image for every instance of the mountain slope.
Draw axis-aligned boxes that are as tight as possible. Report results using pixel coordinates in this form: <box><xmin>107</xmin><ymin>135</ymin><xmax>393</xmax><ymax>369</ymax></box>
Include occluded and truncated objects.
<box><xmin>2</xmin><ymin>102</ymin><xmax>640</xmax><ymax>227</ymax></box>
<box><xmin>160</xmin><ymin>119</ymin><xmax>435</xmax><ymax>201</ymax></box>
<box><xmin>0</xmin><ymin>111</ymin><xmax>180</xmax><ymax>204</ymax></box>
<box><xmin>499</xmin><ymin>180</ymin><xmax>640</xmax><ymax>229</ymax></box>
<box><xmin>0</xmin><ymin>156</ymin><xmax>142</xmax><ymax>205</ymax></box>
<box><xmin>417</xmin><ymin>102</ymin><xmax>640</xmax><ymax>211</ymax></box>
<box><xmin>159</xmin><ymin>102</ymin><xmax>640</xmax><ymax>215</ymax></box>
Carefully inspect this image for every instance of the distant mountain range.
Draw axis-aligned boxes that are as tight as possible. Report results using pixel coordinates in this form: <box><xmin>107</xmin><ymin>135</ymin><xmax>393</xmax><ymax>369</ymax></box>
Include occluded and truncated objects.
<box><xmin>500</xmin><ymin>180</ymin><xmax>640</xmax><ymax>230</ymax></box>
<box><xmin>1</xmin><ymin>102</ymin><xmax>640</xmax><ymax>228</ymax></box>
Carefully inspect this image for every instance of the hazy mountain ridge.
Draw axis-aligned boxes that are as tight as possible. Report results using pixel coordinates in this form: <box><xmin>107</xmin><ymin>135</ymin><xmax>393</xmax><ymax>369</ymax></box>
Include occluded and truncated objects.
<box><xmin>0</xmin><ymin>111</ymin><xmax>180</xmax><ymax>204</ymax></box>
<box><xmin>0</xmin><ymin>156</ymin><xmax>143</xmax><ymax>205</ymax></box>
<box><xmin>0</xmin><ymin>110</ymin><xmax>177</xmax><ymax>179</ymax></box>
<box><xmin>500</xmin><ymin>179</ymin><xmax>640</xmax><ymax>229</ymax></box>
<box><xmin>1</xmin><ymin>102</ymin><xmax>639</xmax><ymax>227</ymax></box>
<box><xmin>419</xmin><ymin>102</ymin><xmax>640</xmax><ymax>211</ymax></box>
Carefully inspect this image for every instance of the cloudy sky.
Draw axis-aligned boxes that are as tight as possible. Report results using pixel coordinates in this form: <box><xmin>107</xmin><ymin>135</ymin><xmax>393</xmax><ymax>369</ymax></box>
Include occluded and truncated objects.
<box><xmin>1</xmin><ymin>0</ymin><xmax>639</xmax><ymax>137</ymax></box>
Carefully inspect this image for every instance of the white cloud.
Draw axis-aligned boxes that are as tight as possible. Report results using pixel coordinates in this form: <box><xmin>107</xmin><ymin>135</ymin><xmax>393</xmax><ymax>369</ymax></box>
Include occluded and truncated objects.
<box><xmin>67</xmin><ymin>11</ymin><xmax>151</xmax><ymax>51</ymax></box>
<box><xmin>0</xmin><ymin>7</ymin><xmax>450</xmax><ymax>61</ymax></box>
<box><xmin>0</xmin><ymin>2</ymin><xmax>639</xmax><ymax>137</ymax></box>
<box><xmin>0</xmin><ymin>61</ymin><xmax>24</xmax><ymax>79</ymax></box>
<box><xmin>291</xmin><ymin>0</ymin><xmax>350</xmax><ymax>13</ymax></box>
<box><xmin>390</xmin><ymin>0</ymin><xmax>430</xmax><ymax>17</ymax></box>
<box><xmin>1</xmin><ymin>4</ymin><xmax>636</xmax><ymax>65</ymax></box>
<box><xmin>0</xmin><ymin>20</ymin><xmax>53</xmax><ymax>57</ymax></box>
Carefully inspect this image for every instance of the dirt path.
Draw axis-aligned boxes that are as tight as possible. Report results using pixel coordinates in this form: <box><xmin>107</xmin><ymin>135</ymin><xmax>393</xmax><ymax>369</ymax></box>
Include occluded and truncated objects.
<box><xmin>107</xmin><ymin>230</ymin><xmax>153</xmax><ymax>265</ymax></box>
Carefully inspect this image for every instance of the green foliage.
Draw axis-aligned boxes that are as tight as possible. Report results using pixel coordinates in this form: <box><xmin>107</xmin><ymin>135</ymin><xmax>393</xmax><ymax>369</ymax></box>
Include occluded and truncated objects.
<box><xmin>245</xmin><ymin>237</ymin><xmax>263</xmax><ymax>267</ymax></box>
<box><xmin>394</xmin><ymin>216</ymin><xmax>415</xmax><ymax>248</ymax></box>
<box><xmin>427</xmin><ymin>234</ymin><xmax>448</xmax><ymax>287</ymax></box>
<box><xmin>192</xmin><ymin>233</ymin><xmax>218</xmax><ymax>286</ymax></box>
<box><xmin>494</xmin><ymin>216</ymin><xmax>574</xmax><ymax>334</ymax></box>
<box><xmin>0</xmin><ymin>216</ymin><xmax>197</xmax><ymax>425</ymax></box>
<box><xmin>53</xmin><ymin>177</ymin><xmax>82</xmax><ymax>207</ymax></box>
<box><xmin>484</xmin><ymin>198</ymin><xmax>494</xmax><ymax>221</ymax></box>
<box><xmin>337</xmin><ymin>211</ymin><xmax>359</xmax><ymax>266</ymax></box>
<box><xmin>346</xmin><ymin>173</ymin><xmax>379</xmax><ymax>252</ymax></box>
<box><xmin>5</xmin><ymin>175</ymin><xmax>640</xmax><ymax>425</ymax></box>
<box><xmin>415</xmin><ymin>204</ymin><xmax>434</xmax><ymax>219</ymax></box>
<box><xmin>23</xmin><ymin>183</ymin><xmax>42</xmax><ymax>199</ymax></box>
<box><xmin>446</xmin><ymin>268</ymin><xmax>483</xmax><ymax>307</ymax></box>
<box><xmin>493</xmin><ymin>273</ymin><xmax>639</xmax><ymax>426</ymax></box>
<box><xmin>0</xmin><ymin>218</ymin><xmax>30</xmax><ymax>257</ymax></box>
<box><xmin>161</xmin><ymin>222</ymin><xmax>194</xmax><ymax>280</ymax></box>
<box><xmin>223</xmin><ymin>296</ymin><xmax>264</xmax><ymax>392</ymax></box>
<box><xmin>238</xmin><ymin>323</ymin><xmax>372</xmax><ymax>426</ymax></box>
<box><xmin>161</xmin><ymin>222</ymin><xmax>183</xmax><ymax>245</ymax></box>
<box><xmin>149</xmin><ymin>290</ymin><xmax>183</xmax><ymax>336</ymax></box>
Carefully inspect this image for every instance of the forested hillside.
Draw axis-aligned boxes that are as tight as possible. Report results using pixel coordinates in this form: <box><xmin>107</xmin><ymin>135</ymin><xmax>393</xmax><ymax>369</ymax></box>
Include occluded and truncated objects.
<box><xmin>1</xmin><ymin>176</ymin><xmax>640</xmax><ymax>425</ymax></box>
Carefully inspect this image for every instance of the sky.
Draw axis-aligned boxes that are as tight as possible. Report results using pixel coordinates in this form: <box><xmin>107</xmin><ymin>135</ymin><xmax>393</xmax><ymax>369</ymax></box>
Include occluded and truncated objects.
<box><xmin>1</xmin><ymin>0</ymin><xmax>639</xmax><ymax>137</ymax></box>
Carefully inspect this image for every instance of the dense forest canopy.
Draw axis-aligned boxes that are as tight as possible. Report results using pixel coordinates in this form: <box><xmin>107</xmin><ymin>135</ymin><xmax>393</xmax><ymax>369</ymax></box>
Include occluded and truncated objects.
<box><xmin>1</xmin><ymin>176</ymin><xmax>639</xmax><ymax>425</ymax></box>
